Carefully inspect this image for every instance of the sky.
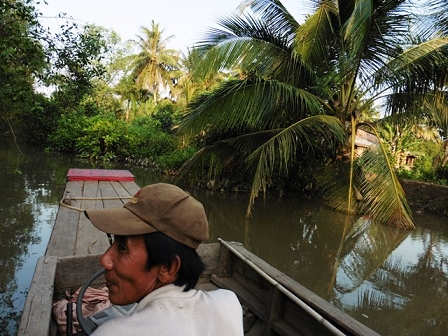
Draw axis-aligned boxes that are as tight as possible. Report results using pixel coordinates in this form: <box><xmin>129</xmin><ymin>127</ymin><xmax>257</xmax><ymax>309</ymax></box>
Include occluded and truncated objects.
<box><xmin>37</xmin><ymin>0</ymin><xmax>306</xmax><ymax>52</ymax></box>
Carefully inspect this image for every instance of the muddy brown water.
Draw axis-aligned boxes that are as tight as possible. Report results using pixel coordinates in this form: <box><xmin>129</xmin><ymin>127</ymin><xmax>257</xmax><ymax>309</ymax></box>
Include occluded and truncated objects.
<box><xmin>1</xmin><ymin>138</ymin><xmax>447</xmax><ymax>335</ymax></box>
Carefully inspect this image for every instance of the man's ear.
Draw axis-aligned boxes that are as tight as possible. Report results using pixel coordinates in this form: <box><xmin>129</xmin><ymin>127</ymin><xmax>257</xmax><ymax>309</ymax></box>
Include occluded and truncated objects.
<box><xmin>157</xmin><ymin>255</ymin><xmax>181</xmax><ymax>284</ymax></box>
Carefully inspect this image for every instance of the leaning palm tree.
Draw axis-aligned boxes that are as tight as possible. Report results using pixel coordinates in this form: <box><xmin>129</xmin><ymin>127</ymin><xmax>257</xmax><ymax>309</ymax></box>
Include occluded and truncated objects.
<box><xmin>177</xmin><ymin>0</ymin><xmax>448</xmax><ymax>229</ymax></box>
<box><xmin>128</xmin><ymin>21</ymin><xmax>181</xmax><ymax>104</ymax></box>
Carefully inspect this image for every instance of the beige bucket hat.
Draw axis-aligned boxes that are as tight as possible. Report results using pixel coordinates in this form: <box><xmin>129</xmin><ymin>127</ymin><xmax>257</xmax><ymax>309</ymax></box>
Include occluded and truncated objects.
<box><xmin>85</xmin><ymin>183</ymin><xmax>209</xmax><ymax>248</ymax></box>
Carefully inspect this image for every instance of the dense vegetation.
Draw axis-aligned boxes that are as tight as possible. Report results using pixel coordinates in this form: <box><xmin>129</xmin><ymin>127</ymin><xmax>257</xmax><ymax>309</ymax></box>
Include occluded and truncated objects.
<box><xmin>1</xmin><ymin>0</ymin><xmax>199</xmax><ymax>172</ymax></box>
<box><xmin>1</xmin><ymin>0</ymin><xmax>448</xmax><ymax>229</ymax></box>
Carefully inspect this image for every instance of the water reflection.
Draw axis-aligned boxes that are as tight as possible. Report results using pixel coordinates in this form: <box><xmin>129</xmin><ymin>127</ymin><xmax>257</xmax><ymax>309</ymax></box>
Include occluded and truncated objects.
<box><xmin>194</xmin><ymin>190</ymin><xmax>448</xmax><ymax>335</ymax></box>
<box><xmin>357</xmin><ymin>221</ymin><xmax>448</xmax><ymax>335</ymax></box>
<box><xmin>335</xmin><ymin>218</ymin><xmax>410</xmax><ymax>296</ymax></box>
<box><xmin>1</xmin><ymin>139</ymin><xmax>448</xmax><ymax>335</ymax></box>
<box><xmin>0</xmin><ymin>140</ymin><xmax>167</xmax><ymax>334</ymax></box>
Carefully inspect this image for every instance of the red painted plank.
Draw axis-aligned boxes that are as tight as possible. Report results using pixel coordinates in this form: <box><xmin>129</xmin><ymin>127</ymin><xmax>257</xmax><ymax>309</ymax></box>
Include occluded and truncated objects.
<box><xmin>67</xmin><ymin>169</ymin><xmax>135</xmax><ymax>181</ymax></box>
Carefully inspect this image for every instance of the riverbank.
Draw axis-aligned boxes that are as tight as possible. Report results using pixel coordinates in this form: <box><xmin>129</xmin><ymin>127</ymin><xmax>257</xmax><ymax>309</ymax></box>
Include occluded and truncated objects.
<box><xmin>400</xmin><ymin>179</ymin><xmax>448</xmax><ymax>217</ymax></box>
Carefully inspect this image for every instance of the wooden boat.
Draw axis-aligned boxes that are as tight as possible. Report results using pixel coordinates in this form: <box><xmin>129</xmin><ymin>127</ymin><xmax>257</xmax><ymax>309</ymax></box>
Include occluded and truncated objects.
<box><xmin>18</xmin><ymin>169</ymin><xmax>380</xmax><ymax>336</ymax></box>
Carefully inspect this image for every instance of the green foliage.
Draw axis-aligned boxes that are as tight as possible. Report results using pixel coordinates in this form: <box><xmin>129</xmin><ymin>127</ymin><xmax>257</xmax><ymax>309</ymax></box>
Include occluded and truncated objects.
<box><xmin>0</xmin><ymin>0</ymin><xmax>124</xmax><ymax>146</ymax></box>
<box><xmin>48</xmin><ymin>112</ymin><xmax>183</xmax><ymax>167</ymax></box>
<box><xmin>32</xmin><ymin>80</ymin><xmax>121</xmax><ymax>148</ymax></box>
<box><xmin>435</xmin><ymin>166</ymin><xmax>448</xmax><ymax>184</ymax></box>
<box><xmin>0</xmin><ymin>1</ymin><xmax>188</xmax><ymax>175</ymax></box>
<box><xmin>0</xmin><ymin>0</ymin><xmax>47</xmax><ymax>134</ymax></box>
<box><xmin>124</xmin><ymin>117</ymin><xmax>175</xmax><ymax>161</ymax></box>
<box><xmin>78</xmin><ymin>80</ymin><xmax>123</xmax><ymax>117</ymax></box>
<box><xmin>151</xmin><ymin>100</ymin><xmax>182</xmax><ymax>132</ymax></box>
<box><xmin>396</xmin><ymin>140</ymin><xmax>443</xmax><ymax>183</ymax></box>
<box><xmin>157</xmin><ymin>145</ymin><xmax>198</xmax><ymax>171</ymax></box>
<box><xmin>48</xmin><ymin>24</ymin><xmax>114</xmax><ymax>110</ymax></box>
<box><xmin>15</xmin><ymin>95</ymin><xmax>59</xmax><ymax>146</ymax></box>
<box><xmin>75</xmin><ymin>115</ymin><xmax>127</xmax><ymax>161</ymax></box>
<box><xmin>49</xmin><ymin>24</ymin><xmax>108</xmax><ymax>86</ymax></box>
<box><xmin>48</xmin><ymin>112</ymin><xmax>87</xmax><ymax>153</ymax></box>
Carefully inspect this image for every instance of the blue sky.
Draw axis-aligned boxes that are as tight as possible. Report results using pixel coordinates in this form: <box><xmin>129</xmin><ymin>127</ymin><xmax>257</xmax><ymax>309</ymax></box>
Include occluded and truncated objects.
<box><xmin>37</xmin><ymin>0</ymin><xmax>305</xmax><ymax>52</ymax></box>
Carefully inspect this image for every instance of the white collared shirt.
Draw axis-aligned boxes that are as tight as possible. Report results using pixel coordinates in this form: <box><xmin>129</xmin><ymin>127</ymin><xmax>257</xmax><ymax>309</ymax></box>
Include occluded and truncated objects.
<box><xmin>91</xmin><ymin>284</ymin><xmax>244</xmax><ymax>335</ymax></box>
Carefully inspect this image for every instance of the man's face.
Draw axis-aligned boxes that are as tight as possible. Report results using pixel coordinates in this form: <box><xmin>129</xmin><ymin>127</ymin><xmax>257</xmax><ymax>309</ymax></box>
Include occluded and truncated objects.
<box><xmin>100</xmin><ymin>235</ymin><xmax>160</xmax><ymax>305</ymax></box>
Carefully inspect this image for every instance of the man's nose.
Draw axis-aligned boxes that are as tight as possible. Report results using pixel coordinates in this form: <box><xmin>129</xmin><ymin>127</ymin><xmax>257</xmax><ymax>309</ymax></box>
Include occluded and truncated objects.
<box><xmin>100</xmin><ymin>247</ymin><xmax>113</xmax><ymax>270</ymax></box>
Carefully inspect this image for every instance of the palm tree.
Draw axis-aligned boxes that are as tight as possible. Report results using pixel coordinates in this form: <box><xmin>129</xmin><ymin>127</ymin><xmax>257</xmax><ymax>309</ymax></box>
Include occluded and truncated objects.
<box><xmin>171</xmin><ymin>47</ymin><xmax>231</xmax><ymax>106</ymax></box>
<box><xmin>128</xmin><ymin>21</ymin><xmax>181</xmax><ymax>104</ymax></box>
<box><xmin>113</xmin><ymin>74</ymin><xmax>141</xmax><ymax>121</ymax></box>
<box><xmin>177</xmin><ymin>0</ymin><xmax>448</xmax><ymax>229</ymax></box>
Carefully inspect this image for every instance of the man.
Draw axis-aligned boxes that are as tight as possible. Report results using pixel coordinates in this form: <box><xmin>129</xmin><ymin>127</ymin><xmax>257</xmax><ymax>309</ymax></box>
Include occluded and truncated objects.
<box><xmin>84</xmin><ymin>183</ymin><xmax>244</xmax><ymax>335</ymax></box>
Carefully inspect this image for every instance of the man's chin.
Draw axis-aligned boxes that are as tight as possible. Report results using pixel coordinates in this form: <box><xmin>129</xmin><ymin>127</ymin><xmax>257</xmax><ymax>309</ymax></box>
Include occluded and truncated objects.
<box><xmin>110</xmin><ymin>297</ymin><xmax>127</xmax><ymax>305</ymax></box>
<box><xmin>108</xmin><ymin>291</ymin><xmax>123</xmax><ymax>305</ymax></box>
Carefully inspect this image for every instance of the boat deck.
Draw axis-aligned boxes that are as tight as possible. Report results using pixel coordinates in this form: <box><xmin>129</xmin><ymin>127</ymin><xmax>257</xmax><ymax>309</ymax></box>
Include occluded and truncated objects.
<box><xmin>46</xmin><ymin>169</ymin><xmax>139</xmax><ymax>257</ymax></box>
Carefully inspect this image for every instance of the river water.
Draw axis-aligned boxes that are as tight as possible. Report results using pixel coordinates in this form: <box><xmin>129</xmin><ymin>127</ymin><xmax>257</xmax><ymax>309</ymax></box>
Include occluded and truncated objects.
<box><xmin>1</xmin><ymin>138</ymin><xmax>447</xmax><ymax>335</ymax></box>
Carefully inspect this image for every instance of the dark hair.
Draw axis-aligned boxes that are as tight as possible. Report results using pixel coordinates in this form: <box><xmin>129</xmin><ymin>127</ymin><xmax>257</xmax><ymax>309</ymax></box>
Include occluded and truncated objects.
<box><xmin>143</xmin><ymin>232</ymin><xmax>206</xmax><ymax>291</ymax></box>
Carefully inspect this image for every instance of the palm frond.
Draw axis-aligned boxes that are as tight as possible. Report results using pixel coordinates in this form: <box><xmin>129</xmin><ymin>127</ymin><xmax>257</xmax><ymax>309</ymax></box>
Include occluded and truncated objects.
<box><xmin>179</xmin><ymin>77</ymin><xmax>331</xmax><ymax>136</ymax></box>
<box><xmin>342</xmin><ymin>0</ymin><xmax>373</xmax><ymax>58</ymax></box>
<box><xmin>294</xmin><ymin>1</ymin><xmax>338</xmax><ymax>66</ymax></box>
<box><xmin>380</xmin><ymin>37</ymin><xmax>448</xmax><ymax>117</ymax></box>
<box><xmin>430</xmin><ymin>92</ymin><xmax>448</xmax><ymax>131</ymax></box>
<box><xmin>176</xmin><ymin>128</ymin><xmax>292</xmax><ymax>187</ymax></box>
<box><xmin>414</xmin><ymin>0</ymin><xmax>448</xmax><ymax>37</ymax></box>
<box><xmin>317</xmin><ymin>160</ymin><xmax>360</xmax><ymax>214</ymax></box>
<box><xmin>341</xmin><ymin>0</ymin><xmax>414</xmax><ymax>87</ymax></box>
<box><xmin>318</xmin><ymin>122</ymin><xmax>414</xmax><ymax>229</ymax></box>
<box><xmin>198</xmin><ymin>2</ymin><xmax>297</xmax><ymax>49</ymax></box>
<box><xmin>178</xmin><ymin>114</ymin><xmax>345</xmax><ymax>215</ymax></box>
<box><xmin>357</xmin><ymin>124</ymin><xmax>414</xmax><ymax>229</ymax></box>
<box><xmin>385</xmin><ymin>37</ymin><xmax>448</xmax><ymax>76</ymax></box>
<box><xmin>192</xmin><ymin>11</ymin><xmax>313</xmax><ymax>85</ymax></box>
<box><xmin>176</xmin><ymin>143</ymin><xmax>247</xmax><ymax>185</ymax></box>
<box><xmin>245</xmin><ymin>115</ymin><xmax>345</xmax><ymax>215</ymax></box>
<box><xmin>242</xmin><ymin>0</ymin><xmax>300</xmax><ymax>34</ymax></box>
<box><xmin>382</xmin><ymin>90</ymin><xmax>448</xmax><ymax>131</ymax></box>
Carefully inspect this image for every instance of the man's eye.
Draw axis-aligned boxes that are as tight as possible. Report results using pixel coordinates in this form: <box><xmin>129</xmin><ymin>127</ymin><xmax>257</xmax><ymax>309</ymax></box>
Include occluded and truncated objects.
<box><xmin>117</xmin><ymin>243</ymin><xmax>128</xmax><ymax>253</ymax></box>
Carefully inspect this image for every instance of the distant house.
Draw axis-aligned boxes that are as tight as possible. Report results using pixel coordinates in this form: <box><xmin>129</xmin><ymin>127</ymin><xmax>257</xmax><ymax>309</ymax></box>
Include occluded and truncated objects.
<box><xmin>355</xmin><ymin>129</ymin><xmax>417</xmax><ymax>169</ymax></box>
<box><xmin>398</xmin><ymin>152</ymin><xmax>417</xmax><ymax>169</ymax></box>
<box><xmin>354</xmin><ymin>129</ymin><xmax>378</xmax><ymax>156</ymax></box>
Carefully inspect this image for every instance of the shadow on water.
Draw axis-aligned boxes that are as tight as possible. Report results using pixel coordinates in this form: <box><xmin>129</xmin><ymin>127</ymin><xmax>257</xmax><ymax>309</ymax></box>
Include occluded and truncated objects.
<box><xmin>1</xmin><ymin>138</ymin><xmax>448</xmax><ymax>335</ymax></box>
